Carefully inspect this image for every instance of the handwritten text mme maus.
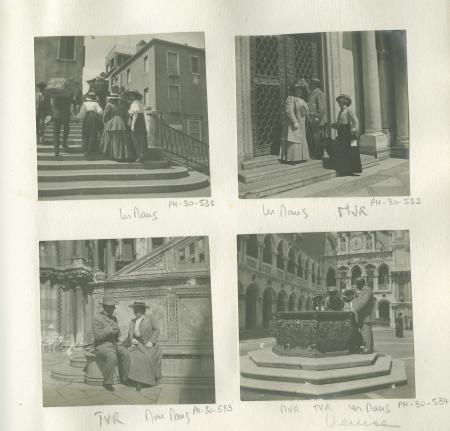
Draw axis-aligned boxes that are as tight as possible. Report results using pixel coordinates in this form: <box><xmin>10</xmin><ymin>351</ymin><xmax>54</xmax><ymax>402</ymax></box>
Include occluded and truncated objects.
<box><xmin>262</xmin><ymin>204</ymin><xmax>309</xmax><ymax>219</ymax></box>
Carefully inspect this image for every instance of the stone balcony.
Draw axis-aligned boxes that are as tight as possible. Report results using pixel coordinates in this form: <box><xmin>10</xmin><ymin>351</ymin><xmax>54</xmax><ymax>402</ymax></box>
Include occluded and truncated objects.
<box><xmin>240</xmin><ymin>253</ymin><xmax>322</xmax><ymax>293</ymax></box>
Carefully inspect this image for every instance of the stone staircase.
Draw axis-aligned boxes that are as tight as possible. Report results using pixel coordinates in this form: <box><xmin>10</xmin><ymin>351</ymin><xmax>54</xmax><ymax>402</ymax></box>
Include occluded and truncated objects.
<box><xmin>38</xmin><ymin>120</ymin><xmax>210</xmax><ymax>199</ymax></box>
<box><xmin>240</xmin><ymin>347</ymin><xmax>407</xmax><ymax>398</ymax></box>
<box><xmin>239</xmin><ymin>154</ymin><xmax>380</xmax><ymax>198</ymax></box>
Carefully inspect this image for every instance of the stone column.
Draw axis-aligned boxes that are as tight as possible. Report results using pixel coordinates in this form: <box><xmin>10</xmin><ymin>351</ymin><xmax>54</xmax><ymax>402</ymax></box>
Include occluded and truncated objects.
<box><xmin>271</xmin><ymin>251</ymin><xmax>278</xmax><ymax>276</ymax></box>
<box><xmin>376</xmin><ymin>31</ymin><xmax>395</xmax><ymax>145</ymax></box>
<box><xmin>105</xmin><ymin>240</ymin><xmax>116</xmax><ymax>278</ymax></box>
<box><xmin>92</xmin><ymin>240</ymin><xmax>99</xmax><ymax>271</ymax></box>
<box><xmin>257</xmin><ymin>241</ymin><xmax>264</xmax><ymax>270</ymax></box>
<box><xmin>371</xmin><ymin>232</ymin><xmax>376</xmax><ymax>251</ymax></box>
<box><xmin>307</xmin><ymin>269</ymin><xmax>312</xmax><ymax>290</ymax></box>
<box><xmin>359</xmin><ymin>31</ymin><xmax>389</xmax><ymax>158</ymax></box>
<box><xmin>145</xmin><ymin>109</ymin><xmax>165</xmax><ymax>162</ymax></box>
<box><xmin>235</xmin><ymin>36</ymin><xmax>254</xmax><ymax>165</ymax></box>
<box><xmin>345</xmin><ymin>235</ymin><xmax>349</xmax><ymax>253</ymax></box>
<box><xmin>390</xmin><ymin>31</ymin><xmax>410</xmax><ymax>158</ymax></box>
<box><xmin>62</xmin><ymin>285</ymin><xmax>75</xmax><ymax>346</ymax></box>
<box><xmin>74</xmin><ymin>285</ymin><xmax>85</xmax><ymax>346</ymax></box>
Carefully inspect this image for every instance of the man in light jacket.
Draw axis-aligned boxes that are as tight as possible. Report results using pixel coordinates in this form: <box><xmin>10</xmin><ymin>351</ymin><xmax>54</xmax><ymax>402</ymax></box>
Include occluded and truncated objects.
<box><xmin>306</xmin><ymin>78</ymin><xmax>328</xmax><ymax>159</ymax></box>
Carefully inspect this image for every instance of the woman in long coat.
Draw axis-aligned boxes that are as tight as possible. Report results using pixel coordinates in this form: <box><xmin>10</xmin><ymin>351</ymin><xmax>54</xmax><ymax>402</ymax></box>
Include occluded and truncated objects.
<box><xmin>78</xmin><ymin>92</ymin><xmax>103</xmax><ymax>157</ymax></box>
<box><xmin>331</xmin><ymin>94</ymin><xmax>362</xmax><ymax>175</ymax></box>
<box><xmin>100</xmin><ymin>93</ymin><xmax>136</xmax><ymax>162</ymax></box>
<box><xmin>124</xmin><ymin>301</ymin><xmax>162</xmax><ymax>391</ymax></box>
<box><xmin>127</xmin><ymin>90</ymin><xmax>148</xmax><ymax>162</ymax></box>
<box><xmin>279</xmin><ymin>81</ymin><xmax>310</xmax><ymax>164</ymax></box>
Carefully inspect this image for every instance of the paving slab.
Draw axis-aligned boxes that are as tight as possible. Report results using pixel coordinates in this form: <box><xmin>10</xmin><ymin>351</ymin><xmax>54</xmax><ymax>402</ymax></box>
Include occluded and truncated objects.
<box><xmin>241</xmin><ymin>355</ymin><xmax>392</xmax><ymax>384</ymax></box>
<box><xmin>240</xmin><ymin>359</ymin><xmax>407</xmax><ymax>398</ymax></box>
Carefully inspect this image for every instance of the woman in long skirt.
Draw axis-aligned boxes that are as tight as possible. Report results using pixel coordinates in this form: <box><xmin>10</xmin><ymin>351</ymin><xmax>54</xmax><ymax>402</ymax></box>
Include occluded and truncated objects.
<box><xmin>124</xmin><ymin>302</ymin><xmax>163</xmax><ymax>391</ymax></box>
<box><xmin>331</xmin><ymin>94</ymin><xmax>362</xmax><ymax>175</ymax></box>
<box><xmin>100</xmin><ymin>93</ymin><xmax>136</xmax><ymax>162</ymax></box>
<box><xmin>78</xmin><ymin>92</ymin><xmax>103</xmax><ymax>157</ymax></box>
<box><xmin>279</xmin><ymin>80</ymin><xmax>310</xmax><ymax>164</ymax></box>
<box><xmin>127</xmin><ymin>90</ymin><xmax>148</xmax><ymax>162</ymax></box>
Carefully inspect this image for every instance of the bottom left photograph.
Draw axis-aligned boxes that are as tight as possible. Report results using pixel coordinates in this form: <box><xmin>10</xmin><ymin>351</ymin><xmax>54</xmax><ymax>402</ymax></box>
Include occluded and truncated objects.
<box><xmin>39</xmin><ymin>236</ymin><xmax>215</xmax><ymax>407</ymax></box>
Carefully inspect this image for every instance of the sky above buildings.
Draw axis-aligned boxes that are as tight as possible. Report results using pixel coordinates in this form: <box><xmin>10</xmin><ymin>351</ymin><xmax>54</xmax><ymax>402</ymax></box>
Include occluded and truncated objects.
<box><xmin>82</xmin><ymin>32</ymin><xmax>205</xmax><ymax>92</ymax></box>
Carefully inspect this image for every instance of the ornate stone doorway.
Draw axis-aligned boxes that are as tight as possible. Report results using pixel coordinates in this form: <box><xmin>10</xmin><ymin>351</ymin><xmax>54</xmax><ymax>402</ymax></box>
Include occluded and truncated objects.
<box><xmin>249</xmin><ymin>34</ymin><xmax>322</xmax><ymax>156</ymax></box>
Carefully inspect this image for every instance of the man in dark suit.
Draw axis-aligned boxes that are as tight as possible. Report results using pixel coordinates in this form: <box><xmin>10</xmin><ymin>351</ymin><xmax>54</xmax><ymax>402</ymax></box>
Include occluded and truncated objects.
<box><xmin>51</xmin><ymin>94</ymin><xmax>72</xmax><ymax>158</ymax></box>
<box><xmin>306</xmin><ymin>78</ymin><xmax>328</xmax><ymax>159</ymax></box>
<box><xmin>94</xmin><ymin>296</ymin><xmax>130</xmax><ymax>391</ymax></box>
<box><xmin>352</xmin><ymin>277</ymin><xmax>377</xmax><ymax>353</ymax></box>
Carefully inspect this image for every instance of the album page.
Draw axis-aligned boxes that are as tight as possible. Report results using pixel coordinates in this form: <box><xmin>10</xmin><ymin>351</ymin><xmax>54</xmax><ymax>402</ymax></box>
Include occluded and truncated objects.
<box><xmin>1</xmin><ymin>0</ymin><xmax>450</xmax><ymax>430</ymax></box>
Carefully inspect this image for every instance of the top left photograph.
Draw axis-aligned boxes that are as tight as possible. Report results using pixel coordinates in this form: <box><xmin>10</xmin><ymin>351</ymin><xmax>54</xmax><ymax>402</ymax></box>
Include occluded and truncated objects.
<box><xmin>34</xmin><ymin>33</ymin><xmax>210</xmax><ymax>200</ymax></box>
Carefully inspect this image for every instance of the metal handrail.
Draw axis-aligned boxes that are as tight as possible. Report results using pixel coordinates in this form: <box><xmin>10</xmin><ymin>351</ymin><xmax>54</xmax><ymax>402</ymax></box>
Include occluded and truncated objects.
<box><xmin>159</xmin><ymin>120</ymin><xmax>209</xmax><ymax>174</ymax></box>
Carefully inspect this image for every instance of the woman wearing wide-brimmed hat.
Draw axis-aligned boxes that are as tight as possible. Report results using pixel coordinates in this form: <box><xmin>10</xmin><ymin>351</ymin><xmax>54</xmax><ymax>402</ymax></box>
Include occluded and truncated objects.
<box><xmin>100</xmin><ymin>93</ymin><xmax>136</xmax><ymax>161</ymax></box>
<box><xmin>123</xmin><ymin>301</ymin><xmax>162</xmax><ymax>391</ymax></box>
<box><xmin>279</xmin><ymin>79</ymin><xmax>310</xmax><ymax>164</ymax></box>
<box><xmin>127</xmin><ymin>90</ymin><xmax>148</xmax><ymax>162</ymax></box>
<box><xmin>330</xmin><ymin>94</ymin><xmax>362</xmax><ymax>175</ymax></box>
<box><xmin>78</xmin><ymin>92</ymin><xmax>103</xmax><ymax>157</ymax></box>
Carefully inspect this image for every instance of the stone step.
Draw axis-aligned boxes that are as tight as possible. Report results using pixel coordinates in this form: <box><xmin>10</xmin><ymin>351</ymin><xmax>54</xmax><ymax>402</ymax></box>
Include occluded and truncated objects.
<box><xmin>240</xmin><ymin>358</ymin><xmax>407</xmax><ymax>398</ymax></box>
<box><xmin>38</xmin><ymin>166</ymin><xmax>190</xmax><ymax>182</ymax></box>
<box><xmin>38</xmin><ymin>145</ymin><xmax>83</xmax><ymax>153</ymax></box>
<box><xmin>38</xmin><ymin>159</ymin><xmax>169</xmax><ymax>171</ymax></box>
<box><xmin>241</xmin><ymin>355</ymin><xmax>392</xmax><ymax>385</ymax></box>
<box><xmin>239</xmin><ymin>155</ymin><xmax>379</xmax><ymax>198</ymax></box>
<box><xmin>239</xmin><ymin>159</ymin><xmax>323</xmax><ymax>184</ymax></box>
<box><xmin>248</xmin><ymin>348</ymin><xmax>378</xmax><ymax>371</ymax></box>
<box><xmin>241</xmin><ymin>155</ymin><xmax>281</xmax><ymax>170</ymax></box>
<box><xmin>38</xmin><ymin>171</ymin><xmax>210</xmax><ymax>198</ymax></box>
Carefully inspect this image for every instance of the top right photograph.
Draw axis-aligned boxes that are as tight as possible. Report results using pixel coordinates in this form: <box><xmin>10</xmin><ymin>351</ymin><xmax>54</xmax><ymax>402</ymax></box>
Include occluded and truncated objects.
<box><xmin>236</xmin><ymin>30</ymin><xmax>409</xmax><ymax>199</ymax></box>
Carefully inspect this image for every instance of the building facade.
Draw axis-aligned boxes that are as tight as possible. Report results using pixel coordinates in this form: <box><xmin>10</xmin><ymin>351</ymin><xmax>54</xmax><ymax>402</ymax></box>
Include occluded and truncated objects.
<box><xmin>236</xmin><ymin>30</ymin><xmax>409</xmax><ymax>167</ymax></box>
<box><xmin>237</xmin><ymin>233</ymin><xmax>335</xmax><ymax>331</ymax></box>
<box><xmin>238</xmin><ymin>230</ymin><xmax>412</xmax><ymax>334</ymax></box>
<box><xmin>105</xmin><ymin>39</ymin><xmax>209</xmax><ymax>143</ymax></box>
<box><xmin>34</xmin><ymin>36</ymin><xmax>85</xmax><ymax>87</ymax></box>
<box><xmin>39</xmin><ymin>236</ymin><xmax>214</xmax><ymax>384</ymax></box>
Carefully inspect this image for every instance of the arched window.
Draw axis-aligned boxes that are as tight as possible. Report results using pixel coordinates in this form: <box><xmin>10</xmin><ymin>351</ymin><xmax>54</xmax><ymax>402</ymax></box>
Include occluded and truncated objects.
<box><xmin>351</xmin><ymin>266</ymin><xmax>362</xmax><ymax>287</ymax></box>
<box><xmin>245</xmin><ymin>284</ymin><xmax>259</xmax><ymax>329</ymax></box>
<box><xmin>287</xmin><ymin>247</ymin><xmax>296</xmax><ymax>274</ymax></box>
<box><xmin>246</xmin><ymin>235</ymin><xmax>258</xmax><ymax>258</ymax></box>
<box><xmin>262</xmin><ymin>236</ymin><xmax>272</xmax><ymax>264</ymax></box>
<box><xmin>288</xmin><ymin>293</ymin><xmax>296</xmax><ymax>311</ymax></box>
<box><xmin>378</xmin><ymin>264</ymin><xmax>390</xmax><ymax>285</ymax></box>
<box><xmin>365</xmin><ymin>264</ymin><xmax>376</xmax><ymax>288</ymax></box>
<box><xmin>312</xmin><ymin>263</ymin><xmax>317</xmax><ymax>283</ymax></box>
<box><xmin>262</xmin><ymin>288</ymin><xmax>275</xmax><ymax>328</ymax></box>
<box><xmin>326</xmin><ymin>268</ymin><xmax>336</xmax><ymax>287</ymax></box>
<box><xmin>297</xmin><ymin>296</ymin><xmax>304</xmax><ymax>311</ymax></box>
<box><xmin>276</xmin><ymin>242</ymin><xmax>284</xmax><ymax>270</ymax></box>
<box><xmin>298</xmin><ymin>256</ymin><xmax>303</xmax><ymax>278</ymax></box>
<box><xmin>277</xmin><ymin>290</ymin><xmax>288</xmax><ymax>312</ymax></box>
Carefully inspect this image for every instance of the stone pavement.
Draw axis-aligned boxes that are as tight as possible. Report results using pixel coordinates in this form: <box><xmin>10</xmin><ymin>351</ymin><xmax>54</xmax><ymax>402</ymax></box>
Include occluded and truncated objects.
<box><xmin>270</xmin><ymin>158</ymin><xmax>410</xmax><ymax>198</ymax></box>
<box><xmin>240</xmin><ymin>329</ymin><xmax>415</xmax><ymax>400</ymax></box>
<box><xmin>42</xmin><ymin>352</ymin><xmax>215</xmax><ymax>407</ymax></box>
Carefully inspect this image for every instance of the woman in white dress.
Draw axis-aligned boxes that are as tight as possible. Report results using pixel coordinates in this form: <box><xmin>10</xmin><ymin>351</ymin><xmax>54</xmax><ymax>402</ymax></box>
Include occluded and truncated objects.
<box><xmin>279</xmin><ymin>80</ymin><xmax>310</xmax><ymax>164</ymax></box>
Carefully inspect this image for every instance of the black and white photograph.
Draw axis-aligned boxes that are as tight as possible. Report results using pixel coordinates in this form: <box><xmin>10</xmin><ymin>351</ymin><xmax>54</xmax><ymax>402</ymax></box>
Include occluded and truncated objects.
<box><xmin>237</xmin><ymin>231</ymin><xmax>414</xmax><ymax>400</ymax></box>
<box><xmin>34</xmin><ymin>33</ymin><xmax>210</xmax><ymax>200</ymax></box>
<box><xmin>39</xmin><ymin>236</ymin><xmax>215</xmax><ymax>406</ymax></box>
<box><xmin>236</xmin><ymin>31</ymin><xmax>410</xmax><ymax>198</ymax></box>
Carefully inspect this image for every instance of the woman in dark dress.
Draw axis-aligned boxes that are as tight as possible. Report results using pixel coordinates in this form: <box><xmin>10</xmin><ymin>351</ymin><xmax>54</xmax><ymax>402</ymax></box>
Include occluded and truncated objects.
<box><xmin>395</xmin><ymin>312</ymin><xmax>404</xmax><ymax>338</ymax></box>
<box><xmin>330</xmin><ymin>94</ymin><xmax>362</xmax><ymax>176</ymax></box>
<box><xmin>127</xmin><ymin>90</ymin><xmax>148</xmax><ymax>162</ymax></box>
<box><xmin>124</xmin><ymin>302</ymin><xmax>163</xmax><ymax>391</ymax></box>
<box><xmin>100</xmin><ymin>93</ymin><xmax>136</xmax><ymax>162</ymax></box>
<box><xmin>78</xmin><ymin>92</ymin><xmax>103</xmax><ymax>157</ymax></box>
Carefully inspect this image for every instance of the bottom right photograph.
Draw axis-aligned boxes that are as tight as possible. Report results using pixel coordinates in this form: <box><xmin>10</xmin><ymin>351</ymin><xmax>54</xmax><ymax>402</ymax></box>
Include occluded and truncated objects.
<box><xmin>237</xmin><ymin>230</ymin><xmax>414</xmax><ymax>400</ymax></box>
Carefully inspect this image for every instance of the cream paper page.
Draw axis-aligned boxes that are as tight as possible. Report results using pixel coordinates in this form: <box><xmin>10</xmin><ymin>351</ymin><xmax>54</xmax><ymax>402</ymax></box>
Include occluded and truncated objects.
<box><xmin>1</xmin><ymin>0</ymin><xmax>450</xmax><ymax>430</ymax></box>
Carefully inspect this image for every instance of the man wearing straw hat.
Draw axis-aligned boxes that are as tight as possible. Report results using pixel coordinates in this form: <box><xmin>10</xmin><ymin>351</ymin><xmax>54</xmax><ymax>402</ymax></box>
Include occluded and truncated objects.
<box><xmin>93</xmin><ymin>295</ymin><xmax>130</xmax><ymax>391</ymax></box>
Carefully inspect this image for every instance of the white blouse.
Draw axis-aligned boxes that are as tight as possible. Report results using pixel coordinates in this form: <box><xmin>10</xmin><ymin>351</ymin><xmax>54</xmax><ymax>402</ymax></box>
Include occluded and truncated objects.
<box><xmin>134</xmin><ymin>316</ymin><xmax>144</xmax><ymax>337</ymax></box>
<box><xmin>129</xmin><ymin>100</ymin><xmax>144</xmax><ymax>115</ymax></box>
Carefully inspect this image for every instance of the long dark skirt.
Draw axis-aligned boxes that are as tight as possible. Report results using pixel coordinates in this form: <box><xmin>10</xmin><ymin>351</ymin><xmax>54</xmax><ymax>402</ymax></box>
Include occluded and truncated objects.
<box><xmin>332</xmin><ymin>125</ymin><xmax>362</xmax><ymax>175</ymax></box>
<box><xmin>128</xmin><ymin>344</ymin><xmax>162</xmax><ymax>386</ymax></box>
<box><xmin>100</xmin><ymin>115</ymin><xmax>136</xmax><ymax>162</ymax></box>
<box><xmin>131</xmin><ymin>114</ymin><xmax>148</xmax><ymax>160</ymax></box>
<box><xmin>82</xmin><ymin>111</ymin><xmax>101</xmax><ymax>155</ymax></box>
